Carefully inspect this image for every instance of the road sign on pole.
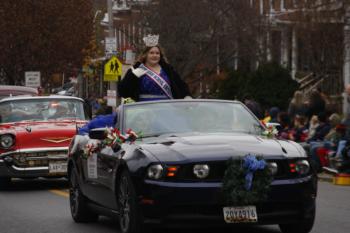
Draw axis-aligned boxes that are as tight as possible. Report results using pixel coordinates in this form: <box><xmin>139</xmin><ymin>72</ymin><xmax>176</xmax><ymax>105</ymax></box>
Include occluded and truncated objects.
<box><xmin>105</xmin><ymin>37</ymin><xmax>117</xmax><ymax>57</ymax></box>
<box><xmin>104</xmin><ymin>56</ymin><xmax>122</xmax><ymax>81</ymax></box>
<box><xmin>106</xmin><ymin>89</ymin><xmax>117</xmax><ymax>107</ymax></box>
<box><xmin>25</xmin><ymin>71</ymin><xmax>41</xmax><ymax>87</ymax></box>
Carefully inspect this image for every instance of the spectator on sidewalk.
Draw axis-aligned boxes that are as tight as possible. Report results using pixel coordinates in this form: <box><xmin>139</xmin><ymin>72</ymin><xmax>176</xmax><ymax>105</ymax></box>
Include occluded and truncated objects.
<box><xmin>243</xmin><ymin>95</ymin><xmax>264</xmax><ymax>120</ymax></box>
<box><xmin>309</xmin><ymin>114</ymin><xmax>345</xmax><ymax>170</ymax></box>
<box><xmin>343</xmin><ymin>84</ymin><xmax>350</xmax><ymax>139</ymax></box>
<box><xmin>288</xmin><ymin>90</ymin><xmax>306</xmax><ymax>120</ymax></box>
<box><xmin>269</xmin><ymin>107</ymin><xmax>280</xmax><ymax>123</ymax></box>
<box><xmin>307</xmin><ymin>115</ymin><xmax>319</xmax><ymax>141</ymax></box>
<box><xmin>305</xmin><ymin>89</ymin><xmax>326</xmax><ymax>119</ymax></box>
<box><xmin>276</xmin><ymin>112</ymin><xmax>292</xmax><ymax>140</ymax></box>
<box><xmin>290</xmin><ymin>115</ymin><xmax>308</xmax><ymax>142</ymax></box>
<box><xmin>307</xmin><ymin>112</ymin><xmax>331</xmax><ymax>142</ymax></box>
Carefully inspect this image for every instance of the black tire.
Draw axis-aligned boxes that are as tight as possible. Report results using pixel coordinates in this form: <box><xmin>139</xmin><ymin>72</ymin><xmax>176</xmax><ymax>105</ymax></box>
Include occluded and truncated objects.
<box><xmin>69</xmin><ymin>170</ymin><xmax>98</xmax><ymax>222</ymax></box>
<box><xmin>117</xmin><ymin>170</ymin><xmax>143</xmax><ymax>233</ymax></box>
<box><xmin>0</xmin><ymin>177</ymin><xmax>11</xmax><ymax>189</ymax></box>
<box><xmin>279</xmin><ymin>205</ymin><xmax>315</xmax><ymax>233</ymax></box>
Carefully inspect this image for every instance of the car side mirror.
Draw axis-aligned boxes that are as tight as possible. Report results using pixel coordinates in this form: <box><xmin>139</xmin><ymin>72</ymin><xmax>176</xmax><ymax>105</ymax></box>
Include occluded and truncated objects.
<box><xmin>89</xmin><ymin>128</ymin><xmax>106</xmax><ymax>140</ymax></box>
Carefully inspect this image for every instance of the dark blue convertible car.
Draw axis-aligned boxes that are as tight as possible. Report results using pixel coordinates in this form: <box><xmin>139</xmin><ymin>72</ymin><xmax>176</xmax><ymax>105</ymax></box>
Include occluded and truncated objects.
<box><xmin>68</xmin><ymin>99</ymin><xmax>317</xmax><ymax>233</ymax></box>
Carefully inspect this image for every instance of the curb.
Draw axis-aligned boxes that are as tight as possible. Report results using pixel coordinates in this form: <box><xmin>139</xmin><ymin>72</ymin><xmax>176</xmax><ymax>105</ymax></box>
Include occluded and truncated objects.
<box><xmin>318</xmin><ymin>172</ymin><xmax>350</xmax><ymax>185</ymax></box>
<box><xmin>318</xmin><ymin>175</ymin><xmax>333</xmax><ymax>183</ymax></box>
<box><xmin>318</xmin><ymin>172</ymin><xmax>334</xmax><ymax>183</ymax></box>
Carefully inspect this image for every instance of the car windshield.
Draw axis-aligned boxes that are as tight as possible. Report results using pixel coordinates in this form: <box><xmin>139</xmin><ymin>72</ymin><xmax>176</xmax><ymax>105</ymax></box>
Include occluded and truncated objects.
<box><xmin>123</xmin><ymin>101</ymin><xmax>264</xmax><ymax>137</ymax></box>
<box><xmin>0</xmin><ymin>98</ymin><xmax>88</xmax><ymax>123</ymax></box>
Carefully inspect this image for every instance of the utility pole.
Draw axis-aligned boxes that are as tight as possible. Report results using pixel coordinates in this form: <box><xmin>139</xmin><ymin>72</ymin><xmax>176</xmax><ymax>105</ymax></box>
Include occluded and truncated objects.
<box><xmin>106</xmin><ymin>0</ymin><xmax>120</xmax><ymax>107</ymax></box>
<box><xmin>343</xmin><ymin>2</ymin><xmax>350</xmax><ymax>114</ymax></box>
<box><xmin>107</xmin><ymin>0</ymin><xmax>116</xmax><ymax>90</ymax></box>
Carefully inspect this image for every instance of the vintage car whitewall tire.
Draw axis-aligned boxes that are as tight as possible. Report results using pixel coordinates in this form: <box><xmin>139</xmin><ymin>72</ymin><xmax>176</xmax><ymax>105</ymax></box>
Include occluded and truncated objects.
<box><xmin>279</xmin><ymin>202</ymin><xmax>315</xmax><ymax>233</ymax></box>
<box><xmin>69</xmin><ymin>170</ymin><xmax>98</xmax><ymax>222</ymax></box>
<box><xmin>0</xmin><ymin>177</ymin><xmax>11</xmax><ymax>189</ymax></box>
<box><xmin>117</xmin><ymin>170</ymin><xmax>143</xmax><ymax>233</ymax></box>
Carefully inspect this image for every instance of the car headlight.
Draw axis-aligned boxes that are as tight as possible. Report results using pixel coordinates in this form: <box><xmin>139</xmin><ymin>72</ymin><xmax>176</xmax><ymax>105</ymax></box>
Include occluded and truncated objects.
<box><xmin>295</xmin><ymin>160</ymin><xmax>310</xmax><ymax>175</ymax></box>
<box><xmin>0</xmin><ymin>134</ymin><xmax>15</xmax><ymax>149</ymax></box>
<box><xmin>267</xmin><ymin>162</ymin><xmax>278</xmax><ymax>175</ymax></box>
<box><xmin>193</xmin><ymin>164</ymin><xmax>210</xmax><ymax>179</ymax></box>
<box><xmin>147</xmin><ymin>164</ymin><xmax>164</xmax><ymax>179</ymax></box>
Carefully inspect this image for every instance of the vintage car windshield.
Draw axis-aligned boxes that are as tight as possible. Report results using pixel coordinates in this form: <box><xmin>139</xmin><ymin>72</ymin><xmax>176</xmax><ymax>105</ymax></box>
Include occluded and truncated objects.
<box><xmin>123</xmin><ymin>101</ymin><xmax>263</xmax><ymax>137</ymax></box>
<box><xmin>0</xmin><ymin>98</ymin><xmax>88</xmax><ymax>123</ymax></box>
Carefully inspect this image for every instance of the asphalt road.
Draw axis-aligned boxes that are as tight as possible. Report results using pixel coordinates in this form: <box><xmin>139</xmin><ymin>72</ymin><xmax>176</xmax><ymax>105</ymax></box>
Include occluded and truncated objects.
<box><xmin>0</xmin><ymin>179</ymin><xmax>349</xmax><ymax>233</ymax></box>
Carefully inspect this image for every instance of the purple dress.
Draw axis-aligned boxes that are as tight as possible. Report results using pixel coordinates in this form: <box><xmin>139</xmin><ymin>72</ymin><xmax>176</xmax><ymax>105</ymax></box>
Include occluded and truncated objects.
<box><xmin>139</xmin><ymin>68</ymin><xmax>172</xmax><ymax>101</ymax></box>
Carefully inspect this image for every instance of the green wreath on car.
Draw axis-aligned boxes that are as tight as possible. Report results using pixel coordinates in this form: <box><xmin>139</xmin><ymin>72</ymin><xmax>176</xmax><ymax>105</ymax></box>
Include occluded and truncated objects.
<box><xmin>222</xmin><ymin>155</ymin><xmax>273</xmax><ymax>206</ymax></box>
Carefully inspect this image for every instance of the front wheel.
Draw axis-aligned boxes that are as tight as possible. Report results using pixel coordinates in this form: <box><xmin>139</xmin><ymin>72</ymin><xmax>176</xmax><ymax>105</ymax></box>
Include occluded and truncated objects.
<box><xmin>69</xmin><ymin>170</ymin><xmax>98</xmax><ymax>222</ymax></box>
<box><xmin>279</xmin><ymin>204</ymin><xmax>315</xmax><ymax>233</ymax></box>
<box><xmin>117</xmin><ymin>170</ymin><xmax>143</xmax><ymax>233</ymax></box>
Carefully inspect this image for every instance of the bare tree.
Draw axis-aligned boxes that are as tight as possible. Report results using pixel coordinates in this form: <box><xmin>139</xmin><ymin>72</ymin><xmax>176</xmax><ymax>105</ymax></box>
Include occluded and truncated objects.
<box><xmin>136</xmin><ymin>0</ymin><xmax>263</xmax><ymax>95</ymax></box>
<box><xmin>0</xmin><ymin>0</ymin><xmax>94</xmax><ymax>85</ymax></box>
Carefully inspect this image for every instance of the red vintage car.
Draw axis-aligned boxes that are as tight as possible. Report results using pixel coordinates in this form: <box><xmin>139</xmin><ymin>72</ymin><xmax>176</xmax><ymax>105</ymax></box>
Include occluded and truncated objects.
<box><xmin>0</xmin><ymin>96</ymin><xmax>90</xmax><ymax>187</ymax></box>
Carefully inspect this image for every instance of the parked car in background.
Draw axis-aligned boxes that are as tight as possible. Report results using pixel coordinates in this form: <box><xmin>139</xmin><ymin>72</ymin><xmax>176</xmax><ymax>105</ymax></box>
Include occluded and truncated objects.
<box><xmin>0</xmin><ymin>96</ymin><xmax>90</xmax><ymax>188</ymax></box>
<box><xmin>68</xmin><ymin>99</ymin><xmax>317</xmax><ymax>233</ymax></box>
<box><xmin>0</xmin><ymin>85</ymin><xmax>38</xmax><ymax>99</ymax></box>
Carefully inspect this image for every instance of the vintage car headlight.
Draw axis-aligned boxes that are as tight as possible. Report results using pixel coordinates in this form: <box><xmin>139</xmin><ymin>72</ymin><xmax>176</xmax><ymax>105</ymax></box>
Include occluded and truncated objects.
<box><xmin>0</xmin><ymin>134</ymin><xmax>15</xmax><ymax>149</ymax></box>
<box><xmin>147</xmin><ymin>164</ymin><xmax>164</xmax><ymax>179</ymax></box>
<box><xmin>267</xmin><ymin>162</ymin><xmax>278</xmax><ymax>175</ymax></box>
<box><xmin>193</xmin><ymin>164</ymin><xmax>210</xmax><ymax>179</ymax></box>
<box><xmin>295</xmin><ymin>160</ymin><xmax>310</xmax><ymax>175</ymax></box>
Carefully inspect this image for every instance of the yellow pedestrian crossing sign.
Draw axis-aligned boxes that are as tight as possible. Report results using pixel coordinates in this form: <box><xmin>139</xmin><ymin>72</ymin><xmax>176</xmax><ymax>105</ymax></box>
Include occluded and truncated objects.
<box><xmin>104</xmin><ymin>56</ymin><xmax>122</xmax><ymax>81</ymax></box>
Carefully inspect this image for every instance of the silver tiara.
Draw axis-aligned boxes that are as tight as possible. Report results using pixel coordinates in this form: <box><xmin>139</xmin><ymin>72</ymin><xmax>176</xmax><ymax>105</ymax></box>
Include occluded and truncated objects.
<box><xmin>143</xmin><ymin>34</ymin><xmax>159</xmax><ymax>47</ymax></box>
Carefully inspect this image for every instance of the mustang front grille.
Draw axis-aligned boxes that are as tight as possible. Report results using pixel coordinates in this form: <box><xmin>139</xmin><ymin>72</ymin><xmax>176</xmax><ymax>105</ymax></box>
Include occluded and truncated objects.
<box><xmin>163</xmin><ymin>159</ymin><xmax>311</xmax><ymax>182</ymax></box>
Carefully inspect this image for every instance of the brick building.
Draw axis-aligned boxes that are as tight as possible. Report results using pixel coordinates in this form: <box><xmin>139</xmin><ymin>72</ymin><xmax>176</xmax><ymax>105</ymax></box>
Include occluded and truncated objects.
<box><xmin>249</xmin><ymin>0</ymin><xmax>349</xmax><ymax>111</ymax></box>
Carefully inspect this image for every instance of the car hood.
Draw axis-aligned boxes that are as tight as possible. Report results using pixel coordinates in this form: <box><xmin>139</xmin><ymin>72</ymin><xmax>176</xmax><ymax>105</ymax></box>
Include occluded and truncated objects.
<box><xmin>140</xmin><ymin>133</ymin><xmax>305</xmax><ymax>163</ymax></box>
<box><xmin>0</xmin><ymin>121</ymin><xmax>86</xmax><ymax>150</ymax></box>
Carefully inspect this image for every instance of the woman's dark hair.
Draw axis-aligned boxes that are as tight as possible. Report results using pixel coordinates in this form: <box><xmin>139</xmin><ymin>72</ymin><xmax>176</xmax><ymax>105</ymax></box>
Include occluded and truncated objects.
<box><xmin>137</xmin><ymin>45</ymin><xmax>168</xmax><ymax>65</ymax></box>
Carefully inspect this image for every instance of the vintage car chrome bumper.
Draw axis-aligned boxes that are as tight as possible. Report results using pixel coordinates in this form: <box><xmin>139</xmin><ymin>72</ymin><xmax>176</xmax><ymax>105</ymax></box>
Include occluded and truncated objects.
<box><xmin>0</xmin><ymin>147</ymin><xmax>68</xmax><ymax>178</ymax></box>
<box><xmin>139</xmin><ymin>174</ymin><xmax>317</xmax><ymax>224</ymax></box>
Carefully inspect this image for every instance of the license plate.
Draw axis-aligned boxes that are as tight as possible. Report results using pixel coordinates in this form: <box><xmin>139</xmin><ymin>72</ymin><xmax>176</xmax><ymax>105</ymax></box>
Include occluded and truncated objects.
<box><xmin>49</xmin><ymin>162</ymin><xmax>67</xmax><ymax>173</ymax></box>
<box><xmin>223</xmin><ymin>206</ymin><xmax>257</xmax><ymax>223</ymax></box>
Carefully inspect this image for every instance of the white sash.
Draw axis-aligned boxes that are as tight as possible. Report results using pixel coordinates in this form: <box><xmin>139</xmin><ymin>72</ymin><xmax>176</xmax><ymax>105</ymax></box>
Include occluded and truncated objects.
<box><xmin>139</xmin><ymin>64</ymin><xmax>173</xmax><ymax>99</ymax></box>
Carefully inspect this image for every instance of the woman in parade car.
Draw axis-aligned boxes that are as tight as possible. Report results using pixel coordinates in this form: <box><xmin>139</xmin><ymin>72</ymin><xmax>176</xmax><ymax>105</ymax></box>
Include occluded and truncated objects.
<box><xmin>118</xmin><ymin>34</ymin><xmax>191</xmax><ymax>102</ymax></box>
<box><xmin>76</xmin><ymin>35</ymin><xmax>192</xmax><ymax>143</ymax></box>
